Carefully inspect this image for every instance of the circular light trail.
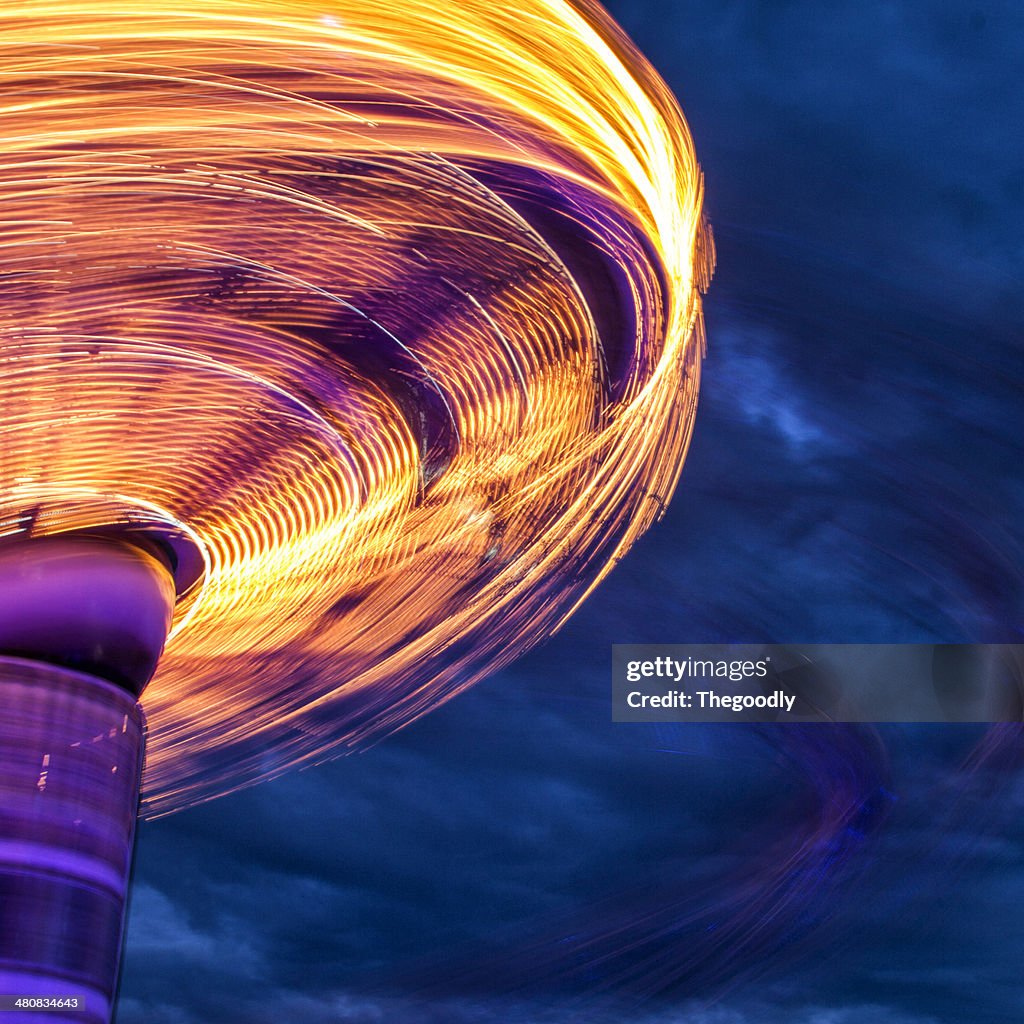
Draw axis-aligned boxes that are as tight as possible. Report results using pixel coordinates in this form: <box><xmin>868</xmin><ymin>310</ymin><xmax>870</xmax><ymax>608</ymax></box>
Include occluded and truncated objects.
<box><xmin>0</xmin><ymin>0</ymin><xmax>711</xmax><ymax>816</ymax></box>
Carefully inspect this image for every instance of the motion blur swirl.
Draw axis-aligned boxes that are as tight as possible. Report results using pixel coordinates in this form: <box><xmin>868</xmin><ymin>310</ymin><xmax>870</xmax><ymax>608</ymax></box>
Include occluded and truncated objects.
<box><xmin>0</xmin><ymin>0</ymin><xmax>711</xmax><ymax>814</ymax></box>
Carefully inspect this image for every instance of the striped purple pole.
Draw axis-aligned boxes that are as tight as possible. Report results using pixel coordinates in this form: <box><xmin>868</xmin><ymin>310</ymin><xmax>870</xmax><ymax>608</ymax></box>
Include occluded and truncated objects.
<box><xmin>0</xmin><ymin>661</ymin><xmax>144</xmax><ymax>1023</ymax></box>
<box><xmin>0</xmin><ymin>536</ymin><xmax>176</xmax><ymax>1023</ymax></box>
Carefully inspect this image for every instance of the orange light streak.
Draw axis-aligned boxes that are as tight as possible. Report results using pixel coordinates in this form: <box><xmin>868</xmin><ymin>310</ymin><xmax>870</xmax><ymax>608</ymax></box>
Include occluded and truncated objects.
<box><xmin>0</xmin><ymin>0</ymin><xmax>712</xmax><ymax>815</ymax></box>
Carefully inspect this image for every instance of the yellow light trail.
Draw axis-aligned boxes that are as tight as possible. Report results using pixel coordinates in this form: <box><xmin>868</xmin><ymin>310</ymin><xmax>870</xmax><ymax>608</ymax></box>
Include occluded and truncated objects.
<box><xmin>0</xmin><ymin>0</ymin><xmax>712</xmax><ymax>815</ymax></box>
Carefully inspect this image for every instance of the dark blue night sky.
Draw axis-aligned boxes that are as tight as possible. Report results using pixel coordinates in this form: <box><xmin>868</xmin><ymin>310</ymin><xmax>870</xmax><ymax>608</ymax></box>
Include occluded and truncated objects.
<box><xmin>118</xmin><ymin>2</ymin><xmax>1024</xmax><ymax>1021</ymax></box>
